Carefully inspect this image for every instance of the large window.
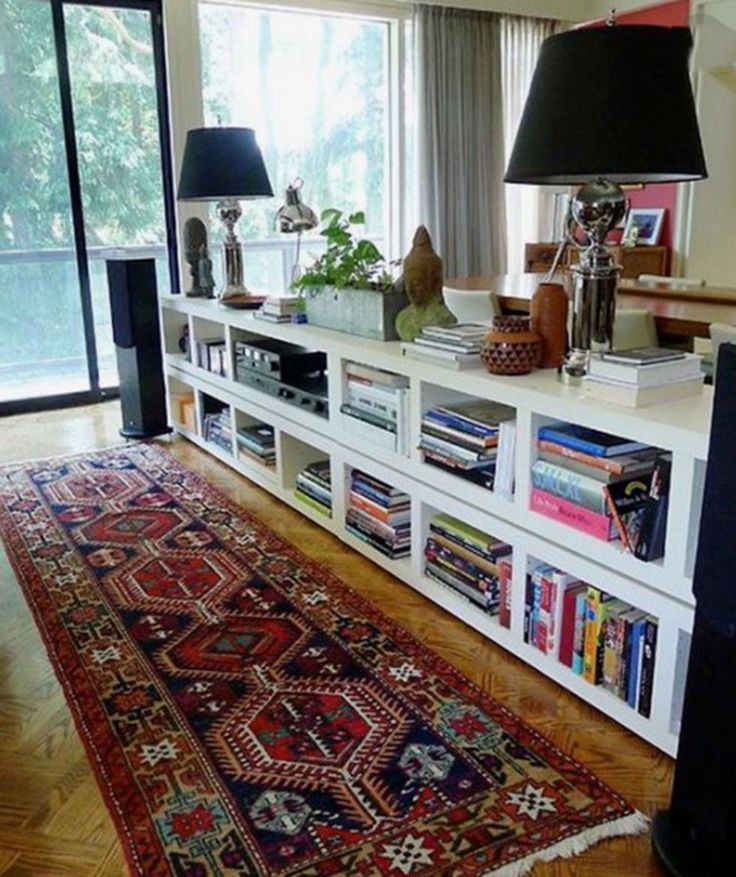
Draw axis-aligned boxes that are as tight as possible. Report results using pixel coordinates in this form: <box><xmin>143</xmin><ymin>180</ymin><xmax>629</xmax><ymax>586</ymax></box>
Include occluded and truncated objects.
<box><xmin>198</xmin><ymin>0</ymin><xmax>406</xmax><ymax>293</ymax></box>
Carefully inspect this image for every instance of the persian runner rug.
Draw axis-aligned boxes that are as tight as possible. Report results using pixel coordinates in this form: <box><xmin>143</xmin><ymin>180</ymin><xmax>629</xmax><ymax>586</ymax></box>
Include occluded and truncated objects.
<box><xmin>0</xmin><ymin>444</ymin><xmax>646</xmax><ymax>876</ymax></box>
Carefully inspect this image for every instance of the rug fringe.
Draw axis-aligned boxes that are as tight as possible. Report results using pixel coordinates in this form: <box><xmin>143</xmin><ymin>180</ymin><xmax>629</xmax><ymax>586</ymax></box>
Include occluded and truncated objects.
<box><xmin>487</xmin><ymin>810</ymin><xmax>650</xmax><ymax>877</ymax></box>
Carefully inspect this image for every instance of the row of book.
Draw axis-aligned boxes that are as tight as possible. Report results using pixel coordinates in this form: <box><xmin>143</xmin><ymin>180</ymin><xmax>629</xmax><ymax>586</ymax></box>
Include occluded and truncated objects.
<box><xmin>202</xmin><ymin>409</ymin><xmax>232</xmax><ymax>453</ymax></box>
<box><xmin>295</xmin><ymin>459</ymin><xmax>332</xmax><ymax>518</ymax></box>
<box><xmin>582</xmin><ymin>346</ymin><xmax>703</xmax><ymax>408</ymax></box>
<box><xmin>424</xmin><ymin>512</ymin><xmax>512</xmax><ymax>623</ymax></box>
<box><xmin>401</xmin><ymin>323</ymin><xmax>489</xmax><ymax>370</ymax></box>
<box><xmin>419</xmin><ymin>399</ymin><xmax>516</xmax><ymax>497</ymax></box>
<box><xmin>525</xmin><ymin>563</ymin><xmax>657</xmax><ymax>717</ymax></box>
<box><xmin>236</xmin><ymin>423</ymin><xmax>275</xmax><ymax>467</ymax></box>
<box><xmin>530</xmin><ymin>421</ymin><xmax>670</xmax><ymax>560</ymax></box>
<box><xmin>340</xmin><ymin>362</ymin><xmax>410</xmax><ymax>456</ymax></box>
<box><xmin>346</xmin><ymin>469</ymin><xmax>410</xmax><ymax>559</ymax></box>
<box><xmin>196</xmin><ymin>337</ymin><xmax>227</xmax><ymax>377</ymax></box>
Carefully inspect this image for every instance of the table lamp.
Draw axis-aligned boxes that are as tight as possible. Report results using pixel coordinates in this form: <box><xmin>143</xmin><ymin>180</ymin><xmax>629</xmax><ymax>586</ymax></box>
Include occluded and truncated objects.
<box><xmin>505</xmin><ymin>22</ymin><xmax>707</xmax><ymax>383</ymax></box>
<box><xmin>178</xmin><ymin>127</ymin><xmax>273</xmax><ymax>303</ymax></box>
<box><xmin>275</xmin><ymin>177</ymin><xmax>318</xmax><ymax>286</ymax></box>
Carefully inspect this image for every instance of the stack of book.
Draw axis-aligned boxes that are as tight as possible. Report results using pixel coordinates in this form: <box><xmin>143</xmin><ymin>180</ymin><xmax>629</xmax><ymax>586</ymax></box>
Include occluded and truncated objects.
<box><xmin>295</xmin><ymin>460</ymin><xmax>332</xmax><ymax>517</ymax></box>
<box><xmin>196</xmin><ymin>337</ymin><xmax>227</xmax><ymax>377</ymax></box>
<box><xmin>524</xmin><ymin>563</ymin><xmax>658</xmax><ymax>717</ymax></box>
<box><xmin>202</xmin><ymin>409</ymin><xmax>232</xmax><ymax>453</ymax></box>
<box><xmin>340</xmin><ymin>363</ymin><xmax>410</xmax><ymax>456</ymax></box>
<box><xmin>582</xmin><ymin>347</ymin><xmax>703</xmax><ymax>407</ymax></box>
<box><xmin>419</xmin><ymin>400</ymin><xmax>516</xmax><ymax>493</ymax></box>
<box><xmin>255</xmin><ymin>296</ymin><xmax>302</xmax><ymax>324</ymax></box>
<box><xmin>346</xmin><ymin>469</ymin><xmax>410</xmax><ymax>559</ymax></box>
<box><xmin>401</xmin><ymin>324</ymin><xmax>489</xmax><ymax>369</ymax></box>
<box><xmin>424</xmin><ymin>513</ymin><xmax>512</xmax><ymax>619</ymax></box>
<box><xmin>236</xmin><ymin>424</ymin><xmax>275</xmax><ymax>467</ymax></box>
<box><xmin>531</xmin><ymin>422</ymin><xmax>671</xmax><ymax>560</ymax></box>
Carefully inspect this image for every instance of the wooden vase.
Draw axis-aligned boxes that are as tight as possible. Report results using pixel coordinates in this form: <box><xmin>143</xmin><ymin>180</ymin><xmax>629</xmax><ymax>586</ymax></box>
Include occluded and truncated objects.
<box><xmin>531</xmin><ymin>282</ymin><xmax>568</xmax><ymax>369</ymax></box>
<box><xmin>480</xmin><ymin>316</ymin><xmax>542</xmax><ymax>375</ymax></box>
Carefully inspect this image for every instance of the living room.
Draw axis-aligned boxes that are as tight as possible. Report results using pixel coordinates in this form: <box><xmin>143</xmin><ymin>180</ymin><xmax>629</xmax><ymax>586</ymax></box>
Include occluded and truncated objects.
<box><xmin>1</xmin><ymin>1</ymin><xmax>734</xmax><ymax>875</ymax></box>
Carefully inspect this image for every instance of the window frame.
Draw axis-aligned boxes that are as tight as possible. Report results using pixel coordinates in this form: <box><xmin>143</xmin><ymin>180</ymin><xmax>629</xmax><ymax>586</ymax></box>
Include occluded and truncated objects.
<box><xmin>166</xmin><ymin>0</ymin><xmax>411</xmax><ymax>292</ymax></box>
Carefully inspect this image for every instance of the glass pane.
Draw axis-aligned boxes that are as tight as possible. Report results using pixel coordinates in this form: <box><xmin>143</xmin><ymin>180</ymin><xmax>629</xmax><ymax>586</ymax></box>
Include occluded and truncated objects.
<box><xmin>199</xmin><ymin>3</ymin><xmax>389</xmax><ymax>270</ymax></box>
<box><xmin>64</xmin><ymin>5</ymin><xmax>169</xmax><ymax>387</ymax></box>
<box><xmin>0</xmin><ymin>0</ymin><xmax>90</xmax><ymax>402</ymax></box>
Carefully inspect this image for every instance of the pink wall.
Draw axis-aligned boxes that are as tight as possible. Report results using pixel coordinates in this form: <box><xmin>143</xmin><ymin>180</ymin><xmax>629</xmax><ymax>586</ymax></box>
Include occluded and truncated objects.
<box><xmin>584</xmin><ymin>1</ymin><xmax>691</xmax><ymax>260</ymax></box>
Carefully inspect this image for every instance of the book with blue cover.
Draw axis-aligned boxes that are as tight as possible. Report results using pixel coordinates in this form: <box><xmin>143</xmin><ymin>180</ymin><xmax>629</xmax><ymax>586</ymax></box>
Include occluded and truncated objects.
<box><xmin>537</xmin><ymin>423</ymin><xmax>651</xmax><ymax>458</ymax></box>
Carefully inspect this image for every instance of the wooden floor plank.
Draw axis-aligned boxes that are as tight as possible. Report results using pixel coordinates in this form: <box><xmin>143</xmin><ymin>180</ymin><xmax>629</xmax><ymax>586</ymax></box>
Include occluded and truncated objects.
<box><xmin>0</xmin><ymin>401</ymin><xmax>670</xmax><ymax>875</ymax></box>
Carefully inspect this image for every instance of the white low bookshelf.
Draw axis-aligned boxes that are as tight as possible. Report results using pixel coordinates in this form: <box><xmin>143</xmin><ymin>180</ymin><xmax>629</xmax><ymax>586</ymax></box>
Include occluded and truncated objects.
<box><xmin>159</xmin><ymin>294</ymin><xmax>711</xmax><ymax>756</ymax></box>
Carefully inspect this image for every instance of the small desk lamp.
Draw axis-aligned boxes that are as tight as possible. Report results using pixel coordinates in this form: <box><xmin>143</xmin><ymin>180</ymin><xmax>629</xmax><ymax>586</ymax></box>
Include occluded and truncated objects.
<box><xmin>275</xmin><ymin>178</ymin><xmax>318</xmax><ymax>286</ymax></box>
<box><xmin>505</xmin><ymin>22</ymin><xmax>707</xmax><ymax>383</ymax></box>
<box><xmin>178</xmin><ymin>126</ymin><xmax>273</xmax><ymax>303</ymax></box>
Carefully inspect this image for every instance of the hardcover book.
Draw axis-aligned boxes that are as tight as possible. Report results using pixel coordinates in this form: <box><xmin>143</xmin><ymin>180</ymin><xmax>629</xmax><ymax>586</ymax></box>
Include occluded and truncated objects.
<box><xmin>537</xmin><ymin>423</ymin><xmax>651</xmax><ymax>458</ymax></box>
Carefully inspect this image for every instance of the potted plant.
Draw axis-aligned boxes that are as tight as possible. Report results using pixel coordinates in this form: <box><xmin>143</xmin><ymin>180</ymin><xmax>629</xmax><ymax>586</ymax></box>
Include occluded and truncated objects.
<box><xmin>293</xmin><ymin>209</ymin><xmax>407</xmax><ymax>341</ymax></box>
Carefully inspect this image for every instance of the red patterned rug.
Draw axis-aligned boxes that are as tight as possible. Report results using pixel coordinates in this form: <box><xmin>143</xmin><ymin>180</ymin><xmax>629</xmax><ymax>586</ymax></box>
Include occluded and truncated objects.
<box><xmin>0</xmin><ymin>444</ymin><xmax>646</xmax><ymax>876</ymax></box>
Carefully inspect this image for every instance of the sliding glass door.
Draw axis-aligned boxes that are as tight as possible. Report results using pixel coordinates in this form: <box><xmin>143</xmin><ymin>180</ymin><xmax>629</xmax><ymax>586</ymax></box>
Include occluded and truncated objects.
<box><xmin>0</xmin><ymin>0</ymin><xmax>176</xmax><ymax>411</ymax></box>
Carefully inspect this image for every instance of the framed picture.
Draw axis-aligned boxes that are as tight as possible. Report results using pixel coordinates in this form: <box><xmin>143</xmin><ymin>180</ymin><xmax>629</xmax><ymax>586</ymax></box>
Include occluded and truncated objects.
<box><xmin>622</xmin><ymin>208</ymin><xmax>665</xmax><ymax>246</ymax></box>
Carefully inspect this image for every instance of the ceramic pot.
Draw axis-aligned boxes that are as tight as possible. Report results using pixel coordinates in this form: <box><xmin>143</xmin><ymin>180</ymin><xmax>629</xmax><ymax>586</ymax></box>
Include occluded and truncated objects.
<box><xmin>531</xmin><ymin>282</ymin><xmax>568</xmax><ymax>368</ymax></box>
<box><xmin>481</xmin><ymin>316</ymin><xmax>542</xmax><ymax>375</ymax></box>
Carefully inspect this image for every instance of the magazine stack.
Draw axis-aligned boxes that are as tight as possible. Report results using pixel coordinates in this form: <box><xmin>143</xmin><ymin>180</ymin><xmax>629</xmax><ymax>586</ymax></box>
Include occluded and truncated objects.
<box><xmin>424</xmin><ymin>512</ymin><xmax>513</xmax><ymax>622</ymax></box>
<box><xmin>401</xmin><ymin>324</ymin><xmax>489</xmax><ymax>369</ymax></box>
<box><xmin>294</xmin><ymin>460</ymin><xmax>332</xmax><ymax>517</ymax></box>
<box><xmin>340</xmin><ymin>363</ymin><xmax>410</xmax><ymax>455</ymax></box>
<box><xmin>346</xmin><ymin>469</ymin><xmax>410</xmax><ymax>559</ymax></box>
<box><xmin>236</xmin><ymin>424</ymin><xmax>275</xmax><ymax>467</ymax></box>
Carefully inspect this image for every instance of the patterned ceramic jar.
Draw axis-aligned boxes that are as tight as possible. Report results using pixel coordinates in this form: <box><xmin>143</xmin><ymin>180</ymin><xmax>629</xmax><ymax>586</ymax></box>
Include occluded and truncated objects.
<box><xmin>480</xmin><ymin>316</ymin><xmax>542</xmax><ymax>375</ymax></box>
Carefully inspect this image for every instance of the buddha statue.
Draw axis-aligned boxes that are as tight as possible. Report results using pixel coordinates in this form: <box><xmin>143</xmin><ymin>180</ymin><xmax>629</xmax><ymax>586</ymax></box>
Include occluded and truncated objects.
<box><xmin>395</xmin><ymin>226</ymin><xmax>456</xmax><ymax>342</ymax></box>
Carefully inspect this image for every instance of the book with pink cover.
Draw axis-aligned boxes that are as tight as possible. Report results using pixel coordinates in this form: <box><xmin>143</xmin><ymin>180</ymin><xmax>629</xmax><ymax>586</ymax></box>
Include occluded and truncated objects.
<box><xmin>530</xmin><ymin>488</ymin><xmax>619</xmax><ymax>542</ymax></box>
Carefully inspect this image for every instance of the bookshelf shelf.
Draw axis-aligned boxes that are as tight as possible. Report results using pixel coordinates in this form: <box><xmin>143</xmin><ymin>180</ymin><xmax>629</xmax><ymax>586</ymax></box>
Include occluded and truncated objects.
<box><xmin>159</xmin><ymin>294</ymin><xmax>710</xmax><ymax>755</ymax></box>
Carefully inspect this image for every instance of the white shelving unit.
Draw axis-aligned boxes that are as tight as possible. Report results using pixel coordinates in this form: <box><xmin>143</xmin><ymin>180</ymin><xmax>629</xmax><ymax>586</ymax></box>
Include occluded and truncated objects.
<box><xmin>159</xmin><ymin>294</ymin><xmax>712</xmax><ymax>756</ymax></box>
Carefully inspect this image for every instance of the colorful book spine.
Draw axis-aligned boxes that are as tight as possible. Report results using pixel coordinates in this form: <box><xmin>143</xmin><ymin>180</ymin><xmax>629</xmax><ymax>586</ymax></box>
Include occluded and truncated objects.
<box><xmin>531</xmin><ymin>460</ymin><xmax>608</xmax><ymax>515</ymax></box>
<box><xmin>425</xmin><ymin>410</ymin><xmax>499</xmax><ymax>439</ymax></box>
<box><xmin>559</xmin><ymin>583</ymin><xmax>586</xmax><ymax>668</ymax></box>
<box><xmin>637</xmin><ymin>616</ymin><xmax>658</xmax><ymax>718</ymax></box>
<box><xmin>627</xmin><ymin>616</ymin><xmax>648</xmax><ymax>708</ymax></box>
<box><xmin>349</xmin><ymin>491</ymin><xmax>410</xmax><ymax>525</ymax></box>
<box><xmin>537</xmin><ymin>440</ymin><xmax>636</xmax><ymax>475</ymax></box>
<box><xmin>530</xmin><ymin>488</ymin><xmax>618</xmax><ymax>541</ymax></box>
<box><xmin>498</xmin><ymin>559</ymin><xmax>512</xmax><ymax>629</ymax></box>
<box><xmin>572</xmin><ymin>590</ymin><xmax>587</xmax><ymax>674</ymax></box>
<box><xmin>583</xmin><ymin>587</ymin><xmax>612</xmax><ymax>684</ymax></box>
<box><xmin>602</xmin><ymin>601</ymin><xmax>628</xmax><ymax>694</ymax></box>
<box><xmin>294</xmin><ymin>489</ymin><xmax>331</xmax><ymax>517</ymax></box>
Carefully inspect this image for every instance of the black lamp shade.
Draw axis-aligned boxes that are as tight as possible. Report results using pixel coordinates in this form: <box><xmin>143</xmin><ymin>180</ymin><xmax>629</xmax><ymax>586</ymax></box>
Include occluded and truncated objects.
<box><xmin>177</xmin><ymin>127</ymin><xmax>274</xmax><ymax>201</ymax></box>
<box><xmin>505</xmin><ymin>26</ymin><xmax>708</xmax><ymax>185</ymax></box>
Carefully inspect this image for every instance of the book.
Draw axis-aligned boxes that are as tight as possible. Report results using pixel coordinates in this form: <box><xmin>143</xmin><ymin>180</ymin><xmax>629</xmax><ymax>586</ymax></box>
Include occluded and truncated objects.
<box><xmin>401</xmin><ymin>343</ymin><xmax>483</xmax><ymax>369</ymax></box>
<box><xmin>349</xmin><ymin>491</ymin><xmax>411</xmax><ymax>525</ymax></box>
<box><xmin>345</xmin><ymin>362</ymin><xmax>409</xmax><ymax>389</ymax></box>
<box><xmin>583</xmin><ymin>588</ymin><xmax>614</xmax><ymax>684</ymax></box>
<box><xmin>581</xmin><ymin>375</ymin><xmax>704</xmax><ymax>408</ymax></box>
<box><xmin>537</xmin><ymin>423</ymin><xmax>651</xmax><ymax>458</ymax></box>
<box><xmin>588</xmin><ymin>351</ymin><xmax>702</xmax><ymax>386</ymax></box>
<box><xmin>347</xmin><ymin>509</ymin><xmax>409</xmax><ymax>546</ymax></box>
<box><xmin>498</xmin><ymin>559</ymin><xmax>512</xmax><ymax>629</ymax></box>
<box><xmin>532</xmin><ymin>459</ymin><xmax>611</xmax><ymax>515</ymax></box>
<box><xmin>634</xmin><ymin>454</ymin><xmax>672</xmax><ymax>561</ymax></box>
<box><xmin>572</xmin><ymin>589</ymin><xmax>588</xmax><ymax>674</ymax></box>
<box><xmin>413</xmin><ymin>335</ymin><xmax>482</xmax><ymax>353</ymax></box>
<box><xmin>600</xmin><ymin>347</ymin><xmax>687</xmax><ymax>365</ymax></box>
<box><xmin>296</xmin><ymin>474</ymin><xmax>331</xmax><ymax>505</ymax></box>
<box><xmin>428</xmin><ymin>400</ymin><xmax>516</xmax><ymax>437</ymax></box>
<box><xmin>430</xmin><ymin>514</ymin><xmax>512</xmax><ymax>560</ymax></box>
<box><xmin>530</xmin><ymin>488</ymin><xmax>619</xmax><ymax>541</ymax></box>
<box><xmin>536</xmin><ymin>449</ymin><xmax>656</xmax><ymax>484</ymax></box>
<box><xmin>420</xmin><ymin>323</ymin><xmax>492</xmax><ymax>341</ymax></box>
<box><xmin>347</xmin><ymin>523</ymin><xmax>410</xmax><ymax>559</ymax></box>
<box><xmin>627</xmin><ymin>615</ymin><xmax>648</xmax><ymax>708</ymax></box>
<box><xmin>340</xmin><ymin>403</ymin><xmax>396</xmax><ymax>431</ymax></box>
<box><xmin>602</xmin><ymin>600</ymin><xmax>629</xmax><ymax>694</ymax></box>
<box><xmin>421</xmin><ymin>419</ymin><xmax>499</xmax><ymax>449</ymax></box>
<box><xmin>495</xmin><ymin>421</ymin><xmax>517</xmax><ymax>499</ymax></box>
<box><xmin>602</xmin><ymin>473</ymin><xmax>654</xmax><ymax>552</ymax></box>
<box><xmin>620</xmin><ymin>607</ymin><xmax>647</xmax><ymax>702</ymax></box>
<box><xmin>425</xmin><ymin>564</ymin><xmax>497</xmax><ymax>615</ymax></box>
<box><xmin>420</xmin><ymin>432</ymin><xmax>494</xmax><ymax>463</ymax></box>
<box><xmin>537</xmin><ymin>440</ymin><xmax>659</xmax><ymax>476</ymax></box>
<box><xmin>422</xmin><ymin>452</ymin><xmax>496</xmax><ymax>490</ymax></box>
<box><xmin>559</xmin><ymin>583</ymin><xmax>587</xmax><ymax>668</ymax></box>
<box><xmin>424</xmin><ymin>540</ymin><xmax>499</xmax><ymax>590</ymax></box>
<box><xmin>294</xmin><ymin>489</ymin><xmax>332</xmax><ymax>517</ymax></box>
<box><xmin>341</xmin><ymin>410</ymin><xmax>397</xmax><ymax>452</ymax></box>
<box><xmin>637</xmin><ymin>616</ymin><xmax>658</xmax><ymax>718</ymax></box>
<box><xmin>428</xmin><ymin>532</ymin><xmax>500</xmax><ymax>578</ymax></box>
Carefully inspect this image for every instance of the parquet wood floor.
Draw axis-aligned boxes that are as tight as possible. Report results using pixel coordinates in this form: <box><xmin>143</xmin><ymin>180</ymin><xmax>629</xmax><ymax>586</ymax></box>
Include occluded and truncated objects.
<box><xmin>0</xmin><ymin>402</ymin><xmax>671</xmax><ymax>875</ymax></box>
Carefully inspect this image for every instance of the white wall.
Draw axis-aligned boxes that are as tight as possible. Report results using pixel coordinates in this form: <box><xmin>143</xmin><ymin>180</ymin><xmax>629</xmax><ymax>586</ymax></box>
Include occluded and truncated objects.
<box><xmin>677</xmin><ymin>1</ymin><xmax>736</xmax><ymax>285</ymax></box>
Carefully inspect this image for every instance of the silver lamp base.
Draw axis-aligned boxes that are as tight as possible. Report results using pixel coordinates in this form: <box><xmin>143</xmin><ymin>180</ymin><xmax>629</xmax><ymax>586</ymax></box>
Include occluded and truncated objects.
<box><xmin>217</xmin><ymin>198</ymin><xmax>254</xmax><ymax>302</ymax></box>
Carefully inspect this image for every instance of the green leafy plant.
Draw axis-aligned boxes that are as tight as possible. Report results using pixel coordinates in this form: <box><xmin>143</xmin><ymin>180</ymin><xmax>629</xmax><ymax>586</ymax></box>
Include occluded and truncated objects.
<box><xmin>294</xmin><ymin>209</ymin><xmax>396</xmax><ymax>293</ymax></box>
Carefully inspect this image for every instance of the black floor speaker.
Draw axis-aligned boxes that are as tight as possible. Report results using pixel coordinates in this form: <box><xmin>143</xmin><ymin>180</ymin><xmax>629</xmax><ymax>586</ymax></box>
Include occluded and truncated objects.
<box><xmin>652</xmin><ymin>343</ymin><xmax>736</xmax><ymax>875</ymax></box>
<box><xmin>107</xmin><ymin>258</ymin><xmax>171</xmax><ymax>440</ymax></box>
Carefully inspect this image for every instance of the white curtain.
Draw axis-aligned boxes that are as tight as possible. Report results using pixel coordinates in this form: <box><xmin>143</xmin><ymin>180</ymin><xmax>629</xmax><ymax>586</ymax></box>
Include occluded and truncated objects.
<box><xmin>501</xmin><ymin>15</ymin><xmax>563</xmax><ymax>273</ymax></box>
<box><xmin>415</xmin><ymin>4</ymin><xmax>507</xmax><ymax>279</ymax></box>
